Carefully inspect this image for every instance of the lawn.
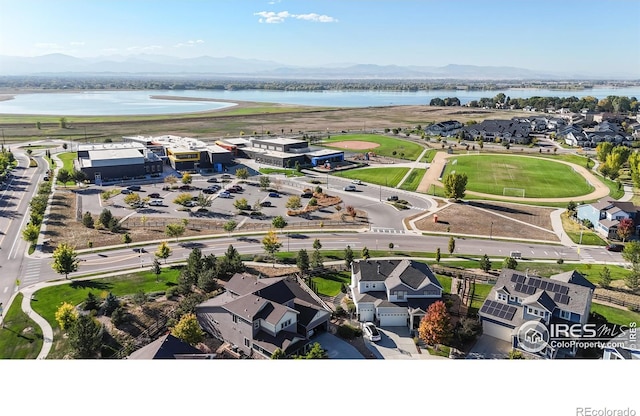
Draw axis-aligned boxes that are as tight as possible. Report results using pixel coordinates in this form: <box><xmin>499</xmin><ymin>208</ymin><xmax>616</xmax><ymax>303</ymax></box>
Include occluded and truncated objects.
<box><xmin>590</xmin><ymin>303</ymin><xmax>640</xmax><ymax>327</ymax></box>
<box><xmin>423</xmin><ymin>149</ymin><xmax>438</xmax><ymax>163</ymax></box>
<box><xmin>399</xmin><ymin>169</ymin><xmax>426</xmax><ymax>192</ymax></box>
<box><xmin>0</xmin><ymin>293</ymin><xmax>43</xmax><ymax>359</ymax></box>
<box><xmin>259</xmin><ymin>167</ymin><xmax>304</xmax><ymax>177</ymax></box>
<box><xmin>600</xmin><ymin>175</ymin><xmax>625</xmax><ymax>200</ymax></box>
<box><xmin>56</xmin><ymin>152</ymin><xmax>78</xmax><ymax>186</ymax></box>
<box><xmin>320</xmin><ymin>133</ymin><xmax>424</xmax><ymax>161</ymax></box>
<box><xmin>311</xmin><ymin>271</ymin><xmax>351</xmax><ymax>297</ymax></box>
<box><xmin>442</xmin><ymin>155</ymin><xmax>594</xmax><ymax>198</ymax></box>
<box><xmin>560</xmin><ymin>212</ymin><xmax>608</xmax><ymax>246</ymax></box>
<box><xmin>469</xmin><ymin>281</ymin><xmax>493</xmax><ymax>315</ymax></box>
<box><xmin>333</xmin><ymin>167</ymin><xmax>410</xmax><ymax>187</ymax></box>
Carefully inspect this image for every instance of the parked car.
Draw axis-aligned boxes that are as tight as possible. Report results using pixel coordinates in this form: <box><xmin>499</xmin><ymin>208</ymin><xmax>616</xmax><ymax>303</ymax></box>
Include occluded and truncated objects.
<box><xmin>301</xmin><ymin>192</ymin><xmax>313</xmax><ymax>198</ymax></box>
<box><xmin>260</xmin><ymin>201</ymin><xmax>272</xmax><ymax>207</ymax></box>
<box><xmin>149</xmin><ymin>193</ymin><xmax>161</xmax><ymax>199</ymax></box>
<box><xmin>268</xmin><ymin>192</ymin><xmax>280</xmax><ymax>198</ymax></box>
<box><xmin>232</xmin><ymin>185</ymin><xmax>243</xmax><ymax>191</ymax></box>
<box><xmin>227</xmin><ymin>187</ymin><xmax>238</xmax><ymax>193</ymax></box>
<box><xmin>184</xmin><ymin>200</ymin><xmax>198</xmax><ymax>207</ymax></box>
<box><xmin>606</xmin><ymin>244</ymin><xmax>624</xmax><ymax>252</ymax></box>
<box><xmin>121</xmin><ymin>189</ymin><xmax>132</xmax><ymax>194</ymax></box>
<box><xmin>362</xmin><ymin>323</ymin><xmax>381</xmax><ymax>342</ymax></box>
<box><xmin>202</xmin><ymin>188</ymin><xmax>216</xmax><ymax>194</ymax></box>
<box><xmin>206</xmin><ymin>177</ymin><xmax>219</xmax><ymax>183</ymax></box>
<box><xmin>387</xmin><ymin>195</ymin><xmax>399</xmax><ymax>201</ymax></box>
<box><xmin>127</xmin><ymin>185</ymin><xmax>141</xmax><ymax>191</ymax></box>
<box><xmin>343</xmin><ymin>185</ymin><xmax>357</xmax><ymax>192</ymax></box>
<box><xmin>218</xmin><ymin>191</ymin><xmax>232</xmax><ymax>198</ymax></box>
<box><xmin>179</xmin><ymin>185</ymin><xmax>193</xmax><ymax>191</ymax></box>
<box><xmin>149</xmin><ymin>199</ymin><xmax>163</xmax><ymax>206</ymax></box>
<box><xmin>352</xmin><ymin>179</ymin><xmax>362</xmax><ymax>185</ymax></box>
<box><xmin>221</xmin><ymin>174</ymin><xmax>232</xmax><ymax>179</ymax></box>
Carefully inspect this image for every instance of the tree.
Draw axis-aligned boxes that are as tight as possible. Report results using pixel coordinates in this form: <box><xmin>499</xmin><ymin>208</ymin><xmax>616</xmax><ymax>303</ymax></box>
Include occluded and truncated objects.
<box><xmin>272</xmin><ymin>215</ymin><xmax>287</xmax><ymax>230</ymax></box>
<box><xmin>271</xmin><ymin>348</ymin><xmax>286</xmax><ymax>359</ymax></box>
<box><xmin>173</xmin><ymin>192</ymin><xmax>193</xmax><ymax>206</ymax></box>
<box><xmin>171</xmin><ymin>313</ymin><xmax>205</xmax><ymax>346</ymax></box>
<box><xmin>223</xmin><ymin>220</ymin><xmax>237</xmax><ymax>235</ymax></box>
<box><xmin>566</xmin><ymin>201</ymin><xmax>577</xmax><ymax>218</ymax></box>
<box><xmin>103</xmin><ymin>292</ymin><xmax>119</xmax><ymax>316</ymax></box>
<box><xmin>196</xmin><ymin>192</ymin><xmax>213</xmax><ymax>210</ymax></box>
<box><xmin>344</xmin><ymin>245</ymin><xmax>354</xmax><ymax>268</ymax></box>
<box><xmin>22</xmin><ymin>223</ymin><xmax>40</xmax><ymax>245</ymax></box>
<box><xmin>622</xmin><ymin>241</ymin><xmax>640</xmax><ymax>265</ymax></box>
<box><xmin>233</xmin><ymin>197</ymin><xmax>250</xmax><ymax>212</ymax></box>
<box><xmin>435</xmin><ymin>248</ymin><xmax>441</xmax><ymax>263</ymax></box>
<box><xmin>181</xmin><ymin>172</ymin><xmax>192</xmax><ymax>185</ymax></box>
<box><xmin>508</xmin><ymin>349</ymin><xmax>525</xmax><ymax>359</ymax></box>
<box><xmin>98</xmin><ymin>208</ymin><xmax>117</xmax><ymax>231</ymax></box>
<box><xmin>443</xmin><ymin>172</ymin><xmax>468</xmax><ymax>200</ymax></box>
<box><xmin>152</xmin><ymin>258</ymin><xmax>162</xmax><ymax>281</ymax></box>
<box><xmin>596</xmin><ymin>142</ymin><xmax>614</xmax><ymax>163</ymax></box>
<box><xmin>286</xmin><ymin>195</ymin><xmax>302</xmax><ymax>210</ymax></box>
<box><xmin>617</xmin><ymin>218</ymin><xmax>634</xmax><ymax>242</ymax></box>
<box><xmin>625</xmin><ymin>272</ymin><xmax>640</xmax><ymax>291</ymax></box>
<box><xmin>59</xmin><ymin>117</ymin><xmax>67</xmax><ymax>129</ymax></box>
<box><xmin>155</xmin><ymin>241</ymin><xmax>172</xmax><ymax>264</ymax></box>
<box><xmin>82</xmin><ymin>211</ymin><xmax>94</xmax><ymax>228</ymax></box>
<box><xmin>502</xmin><ymin>256</ymin><xmax>518</xmax><ymax>270</ymax></box>
<box><xmin>197</xmin><ymin>268</ymin><xmax>218</xmax><ymax>292</ymax></box>
<box><xmin>361</xmin><ymin>246</ymin><xmax>370</xmax><ymax>260</ymax></box>
<box><xmin>296</xmin><ymin>249</ymin><xmax>310</xmax><ymax>277</ymax></box>
<box><xmin>165</xmin><ymin>223</ymin><xmax>185</xmax><ymax>242</ymax></box>
<box><xmin>68</xmin><ymin>314</ymin><xmax>103</xmax><ymax>359</ymax></box>
<box><xmin>56</xmin><ymin>169</ymin><xmax>72</xmax><ymax>187</ymax></box>
<box><xmin>259</xmin><ymin>175</ymin><xmax>271</xmax><ymax>190</ymax></box>
<box><xmin>262</xmin><ymin>230</ymin><xmax>282</xmax><ymax>263</ymax></box>
<box><xmin>599</xmin><ymin>266</ymin><xmax>612</xmax><ymax>288</ymax></box>
<box><xmin>418</xmin><ymin>300</ymin><xmax>452</xmax><ymax>346</ymax></box>
<box><xmin>303</xmin><ymin>342</ymin><xmax>327</xmax><ymax>359</ymax></box>
<box><xmin>479</xmin><ymin>254</ymin><xmax>491</xmax><ymax>273</ymax></box>
<box><xmin>235</xmin><ymin>167</ymin><xmax>249</xmax><ymax>180</ymax></box>
<box><xmin>73</xmin><ymin>169</ymin><xmax>87</xmax><ymax>184</ymax></box>
<box><xmin>294</xmin><ymin>161</ymin><xmax>302</xmax><ymax>172</ymax></box>
<box><xmin>164</xmin><ymin>175</ymin><xmax>178</xmax><ymax>186</ymax></box>
<box><xmin>51</xmin><ymin>242</ymin><xmax>79</xmax><ymax>279</ymax></box>
<box><xmin>448</xmin><ymin>236</ymin><xmax>455</xmax><ymax>255</ymax></box>
<box><xmin>83</xmin><ymin>292</ymin><xmax>100</xmax><ymax>311</ymax></box>
<box><xmin>122</xmin><ymin>233</ymin><xmax>132</xmax><ymax>246</ymax></box>
<box><xmin>55</xmin><ymin>302</ymin><xmax>78</xmax><ymax>331</ymax></box>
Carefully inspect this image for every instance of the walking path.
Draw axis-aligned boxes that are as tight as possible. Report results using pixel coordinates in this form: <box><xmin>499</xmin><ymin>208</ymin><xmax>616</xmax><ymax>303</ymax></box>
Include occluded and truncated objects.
<box><xmin>395</xmin><ymin>147</ymin><xmax>429</xmax><ymax>189</ymax></box>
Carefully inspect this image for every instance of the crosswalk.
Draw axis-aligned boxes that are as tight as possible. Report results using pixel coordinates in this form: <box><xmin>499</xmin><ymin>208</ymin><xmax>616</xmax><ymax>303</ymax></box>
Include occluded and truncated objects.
<box><xmin>21</xmin><ymin>260</ymin><xmax>42</xmax><ymax>286</ymax></box>
<box><xmin>371</xmin><ymin>227</ymin><xmax>405</xmax><ymax>234</ymax></box>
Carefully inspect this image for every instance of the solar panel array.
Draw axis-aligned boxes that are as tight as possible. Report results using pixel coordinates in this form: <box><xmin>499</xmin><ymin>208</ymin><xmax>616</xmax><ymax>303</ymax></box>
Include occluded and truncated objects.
<box><xmin>553</xmin><ymin>292</ymin><xmax>570</xmax><ymax>305</ymax></box>
<box><xmin>480</xmin><ymin>299</ymin><xmax>517</xmax><ymax>321</ymax></box>
<box><xmin>510</xmin><ymin>273</ymin><xmax>526</xmax><ymax>284</ymax></box>
<box><xmin>514</xmin><ymin>283</ymin><xmax>536</xmax><ymax>295</ymax></box>
<box><xmin>526</xmin><ymin>277</ymin><xmax>570</xmax><ymax>295</ymax></box>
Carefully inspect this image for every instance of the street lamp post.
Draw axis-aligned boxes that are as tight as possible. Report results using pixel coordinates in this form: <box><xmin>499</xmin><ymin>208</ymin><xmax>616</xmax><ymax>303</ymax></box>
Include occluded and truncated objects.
<box><xmin>490</xmin><ymin>222</ymin><xmax>494</xmax><ymax>240</ymax></box>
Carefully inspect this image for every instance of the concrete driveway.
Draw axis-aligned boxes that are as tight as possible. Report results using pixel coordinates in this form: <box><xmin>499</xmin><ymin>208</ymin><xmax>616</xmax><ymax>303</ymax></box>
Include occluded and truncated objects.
<box><xmin>466</xmin><ymin>334</ymin><xmax>512</xmax><ymax>359</ymax></box>
<box><xmin>314</xmin><ymin>332</ymin><xmax>365</xmax><ymax>359</ymax></box>
<box><xmin>364</xmin><ymin>326</ymin><xmax>447</xmax><ymax>360</ymax></box>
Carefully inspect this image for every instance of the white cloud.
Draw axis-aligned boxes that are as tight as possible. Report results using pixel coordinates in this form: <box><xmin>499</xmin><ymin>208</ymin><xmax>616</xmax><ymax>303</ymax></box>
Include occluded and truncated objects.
<box><xmin>70</xmin><ymin>41</ymin><xmax>85</xmax><ymax>46</ymax></box>
<box><xmin>254</xmin><ymin>10</ymin><xmax>337</xmax><ymax>24</ymax></box>
<box><xmin>174</xmin><ymin>39</ymin><xmax>205</xmax><ymax>48</ymax></box>
<box><xmin>268</xmin><ymin>0</ymin><xmax>281</xmax><ymax>4</ymax></box>
<box><xmin>35</xmin><ymin>42</ymin><xmax>62</xmax><ymax>50</ymax></box>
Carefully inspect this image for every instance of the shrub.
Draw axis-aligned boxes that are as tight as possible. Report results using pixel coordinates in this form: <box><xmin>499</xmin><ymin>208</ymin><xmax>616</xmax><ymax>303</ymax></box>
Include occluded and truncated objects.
<box><xmin>308</xmin><ymin>197</ymin><xmax>318</xmax><ymax>206</ymax></box>
<box><xmin>336</xmin><ymin>324</ymin><xmax>362</xmax><ymax>340</ymax></box>
<box><xmin>166</xmin><ymin>286</ymin><xmax>180</xmax><ymax>299</ymax></box>
<box><xmin>557</xmin><ymin>258</ymin><xmax>564</xmax><ymax>264</ymax></box>
<box><xmin>110</xmin><ymin>306</ymin><xmax>128</xmax><ymax>326</ymax></box>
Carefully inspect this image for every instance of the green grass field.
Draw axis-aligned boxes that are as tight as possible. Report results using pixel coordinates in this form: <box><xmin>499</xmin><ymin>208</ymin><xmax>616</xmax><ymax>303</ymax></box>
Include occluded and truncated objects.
<box><xmin>590</xmin><ymin>304</ymin><xmax>640</xmax><ymax>327</ymax></box>
<box><xmin>0</xmin><ymin>294</ymin><xmax>43</xmax><ymax>359</ymax></box>
<box><xmin>333</xmin><ymin>167</ymin><xmax>410</xmax><ymax>187</ymax></box>
<box><xmin>399</xmin><ymin>169</ymin><xmax>426</xmax><ymax>191</ymax></box>
<box><xmin>320</xmin><ymin>134</ymin><xmax>424</xmax><ymax>161</ymax></box>
<box><xmin>258</xmin><ymin>167</ymin><xmax>304</xmax><ymax>177</ymax></box>
<box><xmin>311</xmin><ymin>271</ymin><xmax>351</xmax><ymax>297</ymax></box>
<box><xmin>443</xmin><ymin>155</ymin><xmax>594</xmax><ymax>198</ymax></box>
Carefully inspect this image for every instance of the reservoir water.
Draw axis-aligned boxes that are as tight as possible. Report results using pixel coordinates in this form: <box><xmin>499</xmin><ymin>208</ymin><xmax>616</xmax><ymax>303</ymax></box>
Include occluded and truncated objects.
<box><xmin>0</xmin><ymin>87</ymin><xmax>638</xmax><ymax>116</ymax></box>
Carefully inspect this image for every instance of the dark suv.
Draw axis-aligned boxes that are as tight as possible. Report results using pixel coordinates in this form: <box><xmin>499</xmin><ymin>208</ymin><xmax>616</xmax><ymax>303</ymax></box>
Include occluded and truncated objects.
<box><xmin>387</xmin><ymin>195</ymin><xmax>399</xmax><ymax>201</ymax></box>
<box><xmin>606</xmin><ymin>244</ymin><xmax>624</xmax><ymax>252</ymax></box>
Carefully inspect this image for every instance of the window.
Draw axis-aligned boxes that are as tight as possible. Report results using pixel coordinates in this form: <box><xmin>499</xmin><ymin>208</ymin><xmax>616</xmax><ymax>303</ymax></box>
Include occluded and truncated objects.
<box><xmin>397</xmin><ymin>291</ymin><xmax>405</xmax><ymax>300</ymax></box>
<box><xmin>253</xmin><ymin>321</ymin><xmax>259</xmax><ymax>329</ymax></box>
<box><xmin>497</xmin><ymin>293</ymin><xmax>507</xmax><ymax>302</ymax></box>
<box><xmin>559</xmin><ymin>310</ymin><xmax>571</xmax><ymax>320</ymax></box>
<box><xmin>244</xmin><ymin>338</ymin><xmax>250</xmax><ymax>347</ymax></box>
<box><xmin>232</xmin><ymin>315</ymin><xmax>238</xmax><ymax>324</ymax></box>
<box><xmin>280</xmin><ymin>319</ymin><xmax>292</xmax><ymax>330</ymax></box>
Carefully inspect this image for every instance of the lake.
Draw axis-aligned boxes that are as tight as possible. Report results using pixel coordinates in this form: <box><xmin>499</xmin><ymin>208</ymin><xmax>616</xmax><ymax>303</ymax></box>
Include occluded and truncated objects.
<box><xmin>0</xmin><ymin>87</ymin><xmax>639</xmax><ymax>116</ymax></box>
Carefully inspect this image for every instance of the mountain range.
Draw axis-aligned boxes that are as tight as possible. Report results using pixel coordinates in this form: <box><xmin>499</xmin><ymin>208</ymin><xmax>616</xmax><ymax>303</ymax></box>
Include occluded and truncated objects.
<box><xmin>0</xmin><ymin>53</ymin><xmax>636</xmax><ymax>80</ymax></box>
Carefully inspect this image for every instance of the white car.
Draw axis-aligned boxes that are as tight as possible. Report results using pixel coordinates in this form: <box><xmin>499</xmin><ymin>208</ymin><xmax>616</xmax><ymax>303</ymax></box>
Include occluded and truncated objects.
<box><xmin>362</xmin><ymin>322</ymin><xmax>381</xmax><ymax>342</ymax></box>
<box><xmin>351</xmin><ymin>179</ymin><xmax>362</xmax><ymax>185</ymax></box>
<box><xmin>343</xmin><ymin>185</ymin><xmax>357</xmax><ymax>192</ymax></box>
<box><xmin>149</xmin><ymin>199</ymin><xmax>163</xmax><ymax>206</ymax></box>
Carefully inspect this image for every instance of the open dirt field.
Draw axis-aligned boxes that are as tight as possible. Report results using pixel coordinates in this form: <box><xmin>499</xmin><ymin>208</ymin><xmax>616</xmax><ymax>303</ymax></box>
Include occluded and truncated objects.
<box><xmin>414</xmin><ymin>201</ymin><xmax>558</xmax><ymax>242</ymax></box>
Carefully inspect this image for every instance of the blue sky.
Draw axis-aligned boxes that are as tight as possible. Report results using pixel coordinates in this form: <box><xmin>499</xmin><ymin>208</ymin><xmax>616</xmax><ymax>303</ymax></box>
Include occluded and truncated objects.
<box><xmin>1</xmin><ymin>0</ymin><xmax>639</xmax><ymax>75</ymax></box>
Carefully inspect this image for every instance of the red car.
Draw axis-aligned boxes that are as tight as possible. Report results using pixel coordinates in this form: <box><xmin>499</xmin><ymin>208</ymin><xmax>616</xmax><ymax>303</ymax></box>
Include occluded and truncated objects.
<box><xmin>606</xmin><ymin>244</ymin><xmax>624</xmax><ymax>252</ymax></box>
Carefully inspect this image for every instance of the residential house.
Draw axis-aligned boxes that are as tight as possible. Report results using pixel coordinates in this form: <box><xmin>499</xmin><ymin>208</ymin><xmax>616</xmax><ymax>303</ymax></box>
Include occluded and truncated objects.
<box><xmin>463</xmin><ymin>119</ymin><xmax>532</xmax><ymax>144</ymax></box>
<box><xmin>478</xmin><ymin>269</ymin><xmax>595</xmax><ymax>359</ymax></box>
<box><xmin>602</xmin><ymin>330</ymin><xmax>640</xmax><ymax>360</ymax></box>
<box><xmin>196</xmin><ymin>273</ymin><xmax>331</xmax><ymax>359</ymax></box>
<box><xmin>350</xmin><ymin>259</ymin><xmax>442</xmax><ymax>329</ymax></box>
<box><xmin>425</xmin><ymin>120</ymin><xmax>463</xmax><ymax>136</ymax></box>
<box><xmin>576</xmin><ymin>199</ymin><xmax>638</xmax><ymax>240</ymax></box>
<box><xmin>126</xmin><ymin>333</ymin><xmax>211</xmax><ymax>359</ymax></box>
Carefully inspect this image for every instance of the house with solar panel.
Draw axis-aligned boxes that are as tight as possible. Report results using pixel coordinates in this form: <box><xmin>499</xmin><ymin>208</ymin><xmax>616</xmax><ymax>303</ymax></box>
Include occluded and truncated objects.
<box><xmin>478</xmin><ymin>269</ymin><xmax>595</xmax><ymax>359</ymax></box>
<box><xmin>195</xmin><ymin>273</ymin><xmax>331</xmax><ymax>359</ymax></box>
<box><xmin>350</xmin><ymin>259</ymin><xmax>443</xmax><ymax>328</ymax></box>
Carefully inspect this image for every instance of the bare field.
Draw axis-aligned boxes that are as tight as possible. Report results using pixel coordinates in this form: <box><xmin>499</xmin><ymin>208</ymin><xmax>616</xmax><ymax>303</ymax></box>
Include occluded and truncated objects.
<box><xmin>414</xmin><ymin>201</ymin><xmax>558</xmax><ymax>242</ymax></box>
<box><xmin>1</xmin><ymin>104</ymin><xmax>536</xmax><ymax>144</ymax></box>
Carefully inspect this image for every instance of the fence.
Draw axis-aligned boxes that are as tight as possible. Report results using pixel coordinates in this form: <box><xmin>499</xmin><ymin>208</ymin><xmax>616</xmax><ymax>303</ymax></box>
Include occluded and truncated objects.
<box><xmin>113</xmin><ymin>307</ymin><xmax>176</xmax><ymax>359</ymax></box>
<box><xmin>592</xmin><ymin>293</ymin><xmax>640</xmax><ymax>311</ymax></box>
<box><xmin>431</xmin><ymin>265</ymin><xmax>497</xmax><ymax>284</ymax></box>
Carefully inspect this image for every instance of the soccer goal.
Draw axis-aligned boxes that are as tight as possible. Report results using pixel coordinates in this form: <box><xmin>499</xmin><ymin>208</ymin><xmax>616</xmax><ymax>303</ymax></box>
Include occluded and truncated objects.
<box><xmin>503</xmin><ymin>187</ymin><xmax>526</xmax><ymax>198</ymax></box>
<box><xmin>467</xmin><ymin>150</ymin><xmax>480</xmax><ymax>155</ymax></box>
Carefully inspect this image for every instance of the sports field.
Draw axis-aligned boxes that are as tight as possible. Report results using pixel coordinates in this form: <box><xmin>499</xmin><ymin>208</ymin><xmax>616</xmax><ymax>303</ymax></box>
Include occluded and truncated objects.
<box><xmin>321</xmin><ymin>134</ymin><xmax>424</xmax><ymax>160</ymax></box>
<box><xmin>442</xmin><ymin>155</ymin><xmax>594</xmax><ymax>198</ymax></box>
<box><xmin>334</xmin><ymin>167</ymin><xmax>410</xmax><ymax>187</ymax></box>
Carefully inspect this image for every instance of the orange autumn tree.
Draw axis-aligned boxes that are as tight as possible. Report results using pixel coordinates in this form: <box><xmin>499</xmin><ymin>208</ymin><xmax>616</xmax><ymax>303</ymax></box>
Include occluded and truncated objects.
<box><xmin>418</xmin><ymin>300</ymin><xmax>452</xmax><ymax>346</ymax></box>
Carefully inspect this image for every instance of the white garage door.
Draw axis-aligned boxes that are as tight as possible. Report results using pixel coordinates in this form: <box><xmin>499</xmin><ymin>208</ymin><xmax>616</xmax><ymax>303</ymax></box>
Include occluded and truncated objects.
<box><xmin>379</xmin><ymin>313</ymin><xmax>408</xmax><ymax>327</ymax></box>
<box><xmin>482</xmin><ymin>321</ymin><xmax>513</xmax><ymax>341</ymax></box>
<box><xmin>359</xmin><ymin>308</ymin><xmax>375</xmax><ymax>322</ymax></box>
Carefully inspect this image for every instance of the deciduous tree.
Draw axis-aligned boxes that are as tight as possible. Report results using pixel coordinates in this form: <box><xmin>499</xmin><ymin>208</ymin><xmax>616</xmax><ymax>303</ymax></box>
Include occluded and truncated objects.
<box><xmin>418</xmin><ymin>300</ymin><xmax>452</xmax><ymax>346</ymax></box>
<box><xmin>296</xmin><ymin>249</ymin><xmax>310</xmax><ymax>277</ymax></box>
<box><xmin>479</xmin><ymin>254</ymin><xmax>491</xmax><ymax>273</ymax></box>
<box><xmin>235</xmin><ymin>168</ymin><xmax>249</xmax><ymax>180</ymax></box>
<box><xmin>171</xmin><ymin>313</ymin><xmax>205</xmax><ymax>346</ymax></box>
<box><xmin>155</xmin><ymin>241</ymin><xmax>172</xmax><ymax>264</ymax></box>
<box><xmin>599</xmin><ymin>267</ymin><xmax>612</xmax><ymax>288</ymax></box>
<box><xmin>448</xmin><ymin>236</ymin><xmax>455</xmax><ymax>255</ymax></box>
<box><xmin>344</xmin><ymin>245</ymin><xmax>354</xmax><ymax>268</ymax></box>
<box><xmin>617</xmin><ymin>218</ymin><xmax>634</xmax><ymax>242</ymax></box>
<box><xmin>272</xmin><ymin>215</ymin><xmax>287</xmax><ymax>230</ymax></box>
<box><xmin>51</xmin><ymin>242</ymin><xmax>79</xmax><ymax>279</ymax></box>
<box><xmin>262</xmin><ymin>230</ymin><xmax>282</xmax><ymax>263</ymax></box>
<box><xmin>442</xmin><ymin>172</ymin><xmax>468</xmax><ymax>200</ymax></box>
<box><xmin>286</xmin><ymin>195</ymin><xmax>302</xmax><ymax>210</ymax></box>
<box><xmin>259</xmin><ymin>175</ymin><xmax>271</xmax><ymax>190</ymax></box>
<box><xmin>165</xmin><ymin>223</ymin><xmax>185</xmax><ymax>242</ymax></box>
<box><xmin>55</xmin><ymin>302</ymin><xmax>78</xmax><ymax>331</ymax></box>
<box><xmin>223</xmin><ymin>220</ymin><xmax>237</xmax><ymax>235</ymax></box>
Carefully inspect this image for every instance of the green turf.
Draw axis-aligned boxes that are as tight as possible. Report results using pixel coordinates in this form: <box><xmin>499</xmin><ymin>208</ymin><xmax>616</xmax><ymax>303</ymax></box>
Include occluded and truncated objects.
<box><xmin>423</xmin><ymin>149</ymin><xmax>438</xmax><ymax>163</ymax></box>
<box><xmin>333</xmin><ymin>167</ymin><xmax>410</xmax><ymax>187</ymax></box>
<box><xmin>399</xmin><ymin>169</ymin><xmax>426</xmax><ymax>191</ymax></box>
<box><xmin>442</xmin><ymin>155</ymin><xmax>594</xmax><ymax>198</ymax></box>
<box><xmin>590</xmin><ymin>303</ymin><xmax>640</xmax><ymax>327</ymax></box>
<box><xmin>311</xmin><ymin>271</ymin><xmax>351</xmax><ymax>297</ymax></box>
<box><xmin>320</xmin><ymin>134</ymin><xmax>424</xmax><ymax>160</ymax></box>
<box><xmin>259</xmin><ymin>167</ymin><xmax>304</xmax><ymax>177</ymax></box>
<box><xmin>0</xmin><ymin>293</ymin><xmax>43</xmax><ymax>359</ymax></box>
